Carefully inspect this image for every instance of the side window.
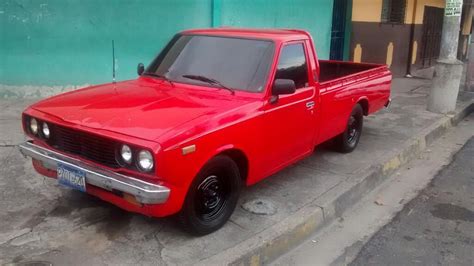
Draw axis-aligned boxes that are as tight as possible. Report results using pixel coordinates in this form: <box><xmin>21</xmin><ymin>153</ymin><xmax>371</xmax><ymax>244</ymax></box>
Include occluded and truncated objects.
<box><xmin>275</xmin><ymin>43</ymin><xmax>309</xmax><ymax>89</ymax></box>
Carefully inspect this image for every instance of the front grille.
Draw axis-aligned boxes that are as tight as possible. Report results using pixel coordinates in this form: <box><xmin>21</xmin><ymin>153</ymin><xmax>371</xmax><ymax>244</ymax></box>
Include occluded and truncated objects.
<box><xmin>48</xmin><ymin>124</ymin><xmax>120</xmax><ymax>168</ymax></box>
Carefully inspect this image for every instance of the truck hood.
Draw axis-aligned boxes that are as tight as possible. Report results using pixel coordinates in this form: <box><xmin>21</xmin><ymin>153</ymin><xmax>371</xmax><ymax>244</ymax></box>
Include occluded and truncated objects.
<box><xmin>31</xmin><ymin>79</ymin><xmax>257</xmax><ymax>142</ymax></box>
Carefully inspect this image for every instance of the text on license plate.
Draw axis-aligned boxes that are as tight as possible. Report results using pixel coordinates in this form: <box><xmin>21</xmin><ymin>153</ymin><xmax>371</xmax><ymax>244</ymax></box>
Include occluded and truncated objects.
<box><xmin>57</xmin><ymin>163</ymin><xmax>86</xmax><ymax>192</ymax></box>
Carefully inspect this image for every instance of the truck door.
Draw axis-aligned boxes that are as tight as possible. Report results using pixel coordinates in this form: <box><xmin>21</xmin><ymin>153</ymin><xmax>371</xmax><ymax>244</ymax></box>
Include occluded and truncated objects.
<box><xmin>262</xmin><ymin>42</ymin><xmax>317</xmax><ymax>174</ymax></box>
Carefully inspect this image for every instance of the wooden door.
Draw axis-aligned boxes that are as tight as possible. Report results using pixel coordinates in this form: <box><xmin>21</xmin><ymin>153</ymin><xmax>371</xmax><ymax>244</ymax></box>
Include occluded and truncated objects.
<box><xmin>420</xmin><ymin>6</ymin><xmax>444</xmax><ymax>67</ymax></box>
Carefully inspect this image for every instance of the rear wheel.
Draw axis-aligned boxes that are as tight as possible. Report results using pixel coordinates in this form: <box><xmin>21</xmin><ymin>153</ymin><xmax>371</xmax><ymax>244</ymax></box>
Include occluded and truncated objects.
<box><xmin>335</xmin><ymin>104</ymin><xmax>363</xmax><ymax>153</ymax></box>
<box><xmin>178</xmin><ymin>155</ymin><xmax>241</xmax><ymax>235</ymax></box>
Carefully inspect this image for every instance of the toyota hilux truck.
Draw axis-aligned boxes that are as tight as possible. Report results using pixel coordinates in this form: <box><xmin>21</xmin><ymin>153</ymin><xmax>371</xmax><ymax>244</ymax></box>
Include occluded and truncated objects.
<box><xmin>20</xmin><ymin>28</ymin><xmax>391</xmax><ymax>235</ymax></box>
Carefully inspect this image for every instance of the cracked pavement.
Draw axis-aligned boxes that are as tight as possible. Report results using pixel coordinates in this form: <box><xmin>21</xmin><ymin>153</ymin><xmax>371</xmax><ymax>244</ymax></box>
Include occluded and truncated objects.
<box><xmin>350</xmin><ymin>137</ymin><xmax>474</xmax><ymax>266</ymax></box>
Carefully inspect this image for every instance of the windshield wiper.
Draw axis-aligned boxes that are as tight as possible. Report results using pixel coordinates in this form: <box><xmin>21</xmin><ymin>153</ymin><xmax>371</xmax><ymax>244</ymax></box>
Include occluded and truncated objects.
<box><xmin>143</xmin><ymin>72</ymin><xmax>174</xmax><ymax>87</ymax></box>
<box><xmin>182</xmin><ymin>74</ymin><xmax>235</xmax><ymax>95</ymax></box>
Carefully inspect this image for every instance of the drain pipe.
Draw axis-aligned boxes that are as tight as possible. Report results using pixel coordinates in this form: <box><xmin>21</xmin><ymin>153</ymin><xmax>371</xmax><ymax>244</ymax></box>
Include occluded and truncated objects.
<box><xmin>406</xmin><ymin>0</ymin><xmax>418</xmax><ymax>76</ymax></box>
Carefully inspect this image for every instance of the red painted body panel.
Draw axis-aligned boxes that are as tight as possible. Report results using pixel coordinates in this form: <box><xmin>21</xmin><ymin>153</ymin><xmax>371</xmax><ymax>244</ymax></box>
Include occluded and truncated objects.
<box><xmin>317</xmin><ymin>61</ymin><xmax>391</xmax><ymax>144</ymax></box>
<box><xmin>22</xmin><ymin>28</ymin><xmax>392</xmax><ymax>218</ymax></box>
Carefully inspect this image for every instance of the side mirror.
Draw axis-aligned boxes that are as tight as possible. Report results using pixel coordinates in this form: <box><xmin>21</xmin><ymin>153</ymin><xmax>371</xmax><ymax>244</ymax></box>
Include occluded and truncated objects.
<box><xmin>137</xmin><ymin>63</ymin><xmax>145</xmax><ymax>76</ymax></box>
<box><xmin>272</xmin><ymin>79</ymin><xmax>296</xmax><ymax>96</ymax></box>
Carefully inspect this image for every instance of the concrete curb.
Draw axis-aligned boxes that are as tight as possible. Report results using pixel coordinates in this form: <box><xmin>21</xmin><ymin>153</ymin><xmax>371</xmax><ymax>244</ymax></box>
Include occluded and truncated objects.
<box><xmin>0</xmin><ymin>84</ymin><xmax>87</xmax><ymax>99</ymax></box>
<box><xmin>201</xmin><ymin>100</ymin><xmax>474</xmax><ymax>266</ymax></box>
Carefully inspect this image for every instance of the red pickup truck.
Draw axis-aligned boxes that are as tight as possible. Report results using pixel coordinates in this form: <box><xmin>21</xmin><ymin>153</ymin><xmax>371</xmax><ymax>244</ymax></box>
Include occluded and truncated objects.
<box><xmin>20</xmin><ymin>28</ymin><xmax>391</xmax><ymax>235</ymax></box>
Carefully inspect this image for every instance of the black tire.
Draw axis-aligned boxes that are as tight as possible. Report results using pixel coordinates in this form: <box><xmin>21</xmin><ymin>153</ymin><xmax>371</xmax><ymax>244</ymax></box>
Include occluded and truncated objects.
<box><xmin>178</xmin><ymin>155</ymin><xmax>241</xmax><ymax>235</ymax></box>
<box><xmin>335</xmin><ymin>104</ymin><xmax>364</xmax><ymax>153</ymax></box>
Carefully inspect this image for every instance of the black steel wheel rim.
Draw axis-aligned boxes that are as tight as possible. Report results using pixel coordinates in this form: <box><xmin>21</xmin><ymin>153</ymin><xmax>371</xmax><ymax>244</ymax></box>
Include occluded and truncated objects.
<box><xmin>195</xmin><ymin>175</ymin><xmax>229</xmax><ymax>221</ymax></box>
<box><xmin>347</xmin><ymin>115</ymin><xmax>360</xmax><ymax>144</ymax></box>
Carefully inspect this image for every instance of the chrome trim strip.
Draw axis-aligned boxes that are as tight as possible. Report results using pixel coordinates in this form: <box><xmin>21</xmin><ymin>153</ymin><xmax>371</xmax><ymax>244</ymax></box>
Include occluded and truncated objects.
<box><xmin>19</xmin><ymin>141</ymin><xmax>170</xmax><ymax>204</ymax></box>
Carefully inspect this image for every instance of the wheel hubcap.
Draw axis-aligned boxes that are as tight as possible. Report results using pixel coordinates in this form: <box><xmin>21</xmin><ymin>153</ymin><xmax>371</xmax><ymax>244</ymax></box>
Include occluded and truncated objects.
<box><xmin>196</xmin><ymin>175</ymin><xmax>227</xmax><ymax>221</ymax></box>
<box><xmin>347</xmin><ymin>116</ymin><xmax>359</xmax><ymax>144</ymax></box>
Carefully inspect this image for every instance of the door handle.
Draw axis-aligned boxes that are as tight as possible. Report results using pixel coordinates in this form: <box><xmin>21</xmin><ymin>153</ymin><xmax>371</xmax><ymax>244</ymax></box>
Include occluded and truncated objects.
<box><xmin>306</xmin><ymin>101</ymin><xmax>315</xmax><ymax>110</ymax></box>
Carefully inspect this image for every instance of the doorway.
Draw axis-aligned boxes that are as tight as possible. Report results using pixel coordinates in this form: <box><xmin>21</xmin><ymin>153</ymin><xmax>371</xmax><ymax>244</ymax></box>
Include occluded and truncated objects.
<box><xmin>330</xmin><ymin>0</ymin><xmax>349</xmax><ymax>60</ymax></box>
<box><xmin>420</xmin><ymin>6</ymin><xmax>444</xmax><ymax>67</ymax></box>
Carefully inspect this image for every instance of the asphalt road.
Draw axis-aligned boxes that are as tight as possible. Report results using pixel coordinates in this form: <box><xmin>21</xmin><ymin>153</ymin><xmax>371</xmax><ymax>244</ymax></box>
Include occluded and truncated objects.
<box><xmin>350</xmin><ymin>137</ymin><xmax>474</xmax><ymax>266</ymax></box>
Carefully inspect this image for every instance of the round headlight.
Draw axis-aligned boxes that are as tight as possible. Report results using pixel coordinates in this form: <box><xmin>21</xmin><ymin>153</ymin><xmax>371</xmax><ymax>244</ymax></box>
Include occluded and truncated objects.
<box><xmin>30</xmin><ymin>118</ymin><xmax>38</xmax><ymax>134</ymax></box>
<box><xmin>120</xmin><ymin>145</ymin><xmax>133</xmax><ymax>164</ymax></box>
<box><xmin>137</xmin><ymin>150</ymin><xmax>154</xmax><ymax>171</ymax></box>
<box><xmin>42</xmin><ymin>122</ymin><xmax>50</xmax><ymax>138</ymax></box>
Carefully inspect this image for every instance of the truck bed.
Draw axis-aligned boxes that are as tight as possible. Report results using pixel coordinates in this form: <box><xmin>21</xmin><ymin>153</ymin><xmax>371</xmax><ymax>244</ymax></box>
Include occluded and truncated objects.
<box><xmin>319</xmin><ymin>60</ymin><xmax>386</xmax><ymax>83</ymax></box>
<box><xmin>315</xmin><ymin>60</ymin><xmax>391</xmax><ymax>145</ymax></box>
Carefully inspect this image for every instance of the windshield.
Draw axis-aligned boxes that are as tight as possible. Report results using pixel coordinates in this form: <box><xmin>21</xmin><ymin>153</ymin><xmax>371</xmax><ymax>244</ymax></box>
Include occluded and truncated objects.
<box><xmin>145</xmin><ymin>34</ymin><xmax>275</xmax><ymax>93</ymax></box>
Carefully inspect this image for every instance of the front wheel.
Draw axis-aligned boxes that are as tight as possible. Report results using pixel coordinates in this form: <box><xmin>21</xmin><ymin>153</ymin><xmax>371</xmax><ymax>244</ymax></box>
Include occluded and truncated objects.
<box><xmin>335</xmin><ymin>104</ymin><xmax>364</xmax><ymax>153</ymax></box>
<box><xmin>178</xmin><ymin>155</ymin><xmax>241</xmax><ymax>235</ymax></box>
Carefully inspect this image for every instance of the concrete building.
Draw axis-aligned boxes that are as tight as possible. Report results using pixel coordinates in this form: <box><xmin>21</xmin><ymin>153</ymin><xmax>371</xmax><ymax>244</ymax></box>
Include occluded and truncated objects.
<box><xmin>2</xmin><ymin>0</ymin><xmax>473</xmax><ymax>92</ymax></box>
<box><xmin>349</xmin><ymin>0</ymin><xmax>473</xmax><ymax>77</ymax></box>
<box><xmin>0</xmin><ymin>0</ymin><xmax>334</xmax><ymax>88</ymax></box>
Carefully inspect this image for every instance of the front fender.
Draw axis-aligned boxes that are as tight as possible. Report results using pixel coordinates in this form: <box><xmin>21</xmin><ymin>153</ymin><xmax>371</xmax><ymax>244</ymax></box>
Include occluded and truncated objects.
<box><xmin>156</xmin><ymin>114</ymin><xmax>264</xmax><ymax>212</ymax></box>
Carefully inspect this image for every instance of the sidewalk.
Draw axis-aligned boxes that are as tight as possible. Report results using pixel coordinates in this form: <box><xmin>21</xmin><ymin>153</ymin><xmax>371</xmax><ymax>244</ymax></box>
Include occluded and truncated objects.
<box><xmin>0</xmin><ymin>78</ymin><xmax>473</xmax><ymax>265</ymax></box>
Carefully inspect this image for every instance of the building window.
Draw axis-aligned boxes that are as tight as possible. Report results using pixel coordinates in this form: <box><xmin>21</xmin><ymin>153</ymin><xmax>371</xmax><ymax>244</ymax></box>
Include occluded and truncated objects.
<box><xmin>381</xmin><ymin>0</ymin><xmax>407</xmax><ymax>24</ymax></box>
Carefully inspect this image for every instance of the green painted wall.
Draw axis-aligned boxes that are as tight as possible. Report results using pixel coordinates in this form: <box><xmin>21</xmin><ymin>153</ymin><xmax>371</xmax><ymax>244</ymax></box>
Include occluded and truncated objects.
<box><xmin>1</xmin><ymin>0</ymin><xmax>212</xmax><ymax>86</ymax></box>
<box><xmin>0</xmin><ymin>0</ymin><xmax>333</xmax><ymax>86</ymax></box>
<box><xmin>220</xmin><ymin>0</ymin><xmax>334</xmax><ymax>59</ymax></box>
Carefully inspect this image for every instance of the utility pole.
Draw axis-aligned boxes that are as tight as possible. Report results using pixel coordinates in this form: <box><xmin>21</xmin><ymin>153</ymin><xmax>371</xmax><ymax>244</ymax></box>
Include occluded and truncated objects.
<box><xmin>427</xmin><ymin>0</ymin><xmax>464</xmax><ymax>113</ymax></box>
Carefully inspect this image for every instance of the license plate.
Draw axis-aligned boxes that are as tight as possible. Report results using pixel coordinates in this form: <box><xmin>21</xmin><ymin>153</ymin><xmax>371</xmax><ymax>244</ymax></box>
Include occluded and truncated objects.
<box><xmin>57</xmin><ymin>163</ymin><xmax>86</xmax><ymax>192</ymax></box>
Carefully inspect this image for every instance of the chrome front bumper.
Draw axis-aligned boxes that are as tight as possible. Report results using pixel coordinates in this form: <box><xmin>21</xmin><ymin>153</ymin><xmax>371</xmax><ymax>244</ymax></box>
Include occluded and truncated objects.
<box><xmin>19</xmin><ymin>141</ymin><xmax>170</xmax><ymax>204</ymax></box>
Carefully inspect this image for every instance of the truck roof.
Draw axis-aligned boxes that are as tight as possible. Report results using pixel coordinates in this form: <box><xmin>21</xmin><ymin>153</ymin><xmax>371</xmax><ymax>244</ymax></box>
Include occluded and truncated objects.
<box><xmin>181</xmin><ymin>28</ymin><xmax>311</xmax><ymax>42</ymax></box>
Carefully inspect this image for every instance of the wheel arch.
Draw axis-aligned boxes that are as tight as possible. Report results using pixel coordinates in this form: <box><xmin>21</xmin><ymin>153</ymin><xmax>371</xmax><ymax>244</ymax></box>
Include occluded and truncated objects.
<box><xmin>357</xmin><ymin>97</ymin><xmax>369</xmax><ymax>116</ymax></box>
<box><xmin>215</xmin><ymin>148</ymin><xmax>249</xmax><ymax>184</ymax></box>
<box><xmin>202</xmin><ymin>144</ymin><xmax>249</xmax><ymax>184</ymax></box>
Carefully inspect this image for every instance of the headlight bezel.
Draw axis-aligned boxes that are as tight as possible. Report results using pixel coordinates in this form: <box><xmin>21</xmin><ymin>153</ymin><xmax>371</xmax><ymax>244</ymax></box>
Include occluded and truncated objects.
<box><xmin>120</xmin><ymin>144</ymin><xmax>133</xmax><ymax>164</ymax></box>
<box><xmin>42</xmin><ymin>122</ymin><xmax>50</xmax><ymax>139</ymax></box>
<box><xmin>25</xmin><ymin>116</ymin><xmax>51</xmax><ymax>140</ymax></box>
<box><xmin>30</xmin><ymin>117</ymin><xmax>39</xmax><ymax>135</ymax></box>
<box><xmin>137</xmin><ymin>149</ymin><xmax>154</xmax><ymax>172</ymax></box>
<box><xmin>116</xmin><ymin>143</ymin><xmax>155</xmax><ymax>173</ymax></box>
